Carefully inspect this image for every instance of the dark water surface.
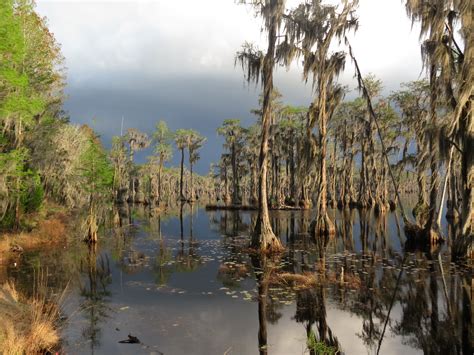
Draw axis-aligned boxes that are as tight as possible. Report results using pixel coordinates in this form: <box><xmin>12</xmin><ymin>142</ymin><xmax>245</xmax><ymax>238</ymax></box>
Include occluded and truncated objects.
<box><xmin>4</xmin><ymin>205</ymin><xmax>472</xmax><ymax>354</ymax></box>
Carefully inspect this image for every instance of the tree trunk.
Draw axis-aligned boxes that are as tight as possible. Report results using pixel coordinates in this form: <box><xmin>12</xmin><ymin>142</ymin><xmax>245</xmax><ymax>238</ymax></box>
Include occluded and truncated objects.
<box><xmin>454</xmin><ymin>99</ymin><xmax>473</xmax><ymax>258</ymax></box>
<box><xmin>347</xmin><ymin>131</ymin><xmax>355</xmax><ymax>206</ymax></box>
<box><xmin>179</xmin><ymin>148</ymin><xmax>185</xmax><ymax>201</ymax></box>
<box><xmin>224</xmin><ymin>165</ymin><xmax>231</xmax><ymax>205</ymax></box>
<box><xmin>367</xmin><ymin>120</ymin><xmax>377</xmax><ymax>207</ymax></box>
<box><xmin>130</xmin><ymin>149</ymin><xmax>136</xmax><ymax>203</ymax></box>
<box><xmin>339</xmin><ymin>123</ymin><xmax>348</xmax><ymax>208</ymax></box>
<box><xmin>274</xmin><ymin>154</ymin><xmax>282</xmax><ymax>207</ymax></box>
<box><xmin>461</xmin><ymin>104</ymin><xmax>473</xmax><ymax>237</ymax></box>
<box><xmin>251</xmin><ymin>6</ymin><xmax>283</xmax><ymax>253</ymax></box>
<box><xmin>359</xmin><ymin>139</ymin><xmax>369</xmax><ymax>207</ymax></box>
<box><xmin>158</xmin><ymin>159</ymin><xmax>163</xmax><ymax>205</ymax></box>
<box><xmin>314</xmin><ymin>78</ymin><xmax>335</xmax><ymax>237</ymax></box>
<box><xmin>231</xmin><ymin>143</ymin><xmax>240</xmax><ymax>205</ymax></box>
<box><xmin>190</xmin><ymin>161</ymin><xmax>194</xmax><ymax>202</ymax></box>
<box><xmin>289</xmin><ymin>135</ymin><xmax>297</xmax><ymax>206</ymax></box>
<box><xmin>423</xmin><ymin>65</ymin><xmax>442</xmax><ymax>242</ymax></box>
<box><xmin>330</xmin><ymin>134</ymin><xmax>337</xmax><ymax>208</ymax></box>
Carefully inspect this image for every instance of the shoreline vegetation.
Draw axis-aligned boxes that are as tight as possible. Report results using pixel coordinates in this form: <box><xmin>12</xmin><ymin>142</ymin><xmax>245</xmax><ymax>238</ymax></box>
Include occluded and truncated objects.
<box><xmin>0</xmin><ymin>280</ymin><xmax>63</xmax><ymax>354</ymax></box>
<box><xmin>0</xmin><ymin>0</ymin><xmax>472</xmax><ymax>353</ymax></box>
<box><xmin>0</xmin><ymin>202</ymin><xmax>68</xmax><ymax>255</ymax></box>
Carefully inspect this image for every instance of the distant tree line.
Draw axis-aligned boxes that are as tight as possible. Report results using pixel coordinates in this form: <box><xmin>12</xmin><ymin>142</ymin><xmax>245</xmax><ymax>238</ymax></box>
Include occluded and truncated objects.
<box><xmin>109</xmin><ymin>123</ymin><xmax>210</xmax><ymax>207</ymax></box>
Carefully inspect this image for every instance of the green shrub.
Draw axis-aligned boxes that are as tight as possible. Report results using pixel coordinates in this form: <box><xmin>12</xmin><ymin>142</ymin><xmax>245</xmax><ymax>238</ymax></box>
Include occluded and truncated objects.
<box><xmin>0</xmin><ymin>209</ymin><xmax>16</xmax><ymax>230</ymax></box>
<box><xmin>21</xmin><ymin>172</ymin><xmax>44</xmax><ymax>213</ymax></box>
<box><xmin>307</xmin><ymin>331</ymin><xmax>339</xmax><ymax>355</ymax></box>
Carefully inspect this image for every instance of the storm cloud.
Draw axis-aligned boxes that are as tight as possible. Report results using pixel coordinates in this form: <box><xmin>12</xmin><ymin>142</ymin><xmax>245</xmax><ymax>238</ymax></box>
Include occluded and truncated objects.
<box><xmin>37</xmin><ymin>0</ymin><xmax>423</xmax><ymax>173</ymax></box>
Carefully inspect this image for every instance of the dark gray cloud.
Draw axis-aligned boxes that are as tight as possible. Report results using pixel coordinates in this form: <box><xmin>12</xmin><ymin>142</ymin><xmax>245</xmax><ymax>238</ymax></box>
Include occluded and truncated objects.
<box><xmin>64</xmin><ymin>73</ymin><xmax>265</xmax><ymax>173</ymax></box>
<box><xmin>38</xmin><ymin>0</ymin><xmax>425</xmax><ymax>174</ymax></box>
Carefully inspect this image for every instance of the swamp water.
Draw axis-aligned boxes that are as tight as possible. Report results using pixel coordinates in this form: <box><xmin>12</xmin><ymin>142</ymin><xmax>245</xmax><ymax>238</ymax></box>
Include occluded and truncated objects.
<box><xmin>2</xmin><ymin>205</ymin><xmax>472</xmax><ymax>355</ymax></box>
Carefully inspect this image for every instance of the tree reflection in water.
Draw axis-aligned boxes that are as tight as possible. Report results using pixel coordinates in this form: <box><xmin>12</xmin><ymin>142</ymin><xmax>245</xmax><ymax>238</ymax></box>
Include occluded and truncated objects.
<box><xmin>251</xmin><ymin>254</ymin><xmax>275</xmax><ymax>355</ymax></box>
<box><xmin>212</xmin><ymin>207</ymin><xmax>471</xmax><ymax>354</ymax></box>
<box><xmin>175</xmin><ymin>202</ymin><xmax>201</xmax><ymax>273</ymax></box>
<box><xmin>8</xmin><ymin>203</ymin><xmax>471</xmax><ymax>354</ymax></box>
<box><xmin>79</xmin><ymin>244</ymin><xmax>112</xmax><ymax>353</ymax></box>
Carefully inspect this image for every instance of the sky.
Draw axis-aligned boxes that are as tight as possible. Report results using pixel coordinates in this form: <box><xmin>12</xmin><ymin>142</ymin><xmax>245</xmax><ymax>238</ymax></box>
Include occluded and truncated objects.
<box><xmin>36</xmin><ymin>0</ymin><xmax>425</xmax><ymax>174</ymax></box>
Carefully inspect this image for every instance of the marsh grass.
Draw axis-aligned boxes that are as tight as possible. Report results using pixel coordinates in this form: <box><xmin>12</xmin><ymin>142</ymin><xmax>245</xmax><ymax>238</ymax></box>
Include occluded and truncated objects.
<box><xmin>0</xmin><ymin>275</ymin><xmax>66</xmax><ymax>354</ymax></box>
<box><xmin>271</xmin><ymin>269</ymin><xmax>362</xmax><ymax>290</ymax></box>
<box><xmin>0</xmin><ymin>210</ymin><xmax>67</xmax><ymax>254</ymax></box>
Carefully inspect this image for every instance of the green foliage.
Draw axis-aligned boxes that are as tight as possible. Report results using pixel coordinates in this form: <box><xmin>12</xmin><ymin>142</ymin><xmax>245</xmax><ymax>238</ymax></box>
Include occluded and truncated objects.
<box><xmin>188</xmin><ymin>130</ymin><xmax>206</xmax><ymax>165</ymax></box>
<box><xmin>80</xmin><ymin>137</ymin><xmax>114</xmax><ymax>198</ymax></box>
<box><xmin>174</xmin><ymin>128</ymin><xmax>190</xmax><ymax>150</ymax></box>
<box><xmin>0</xmin><ymin>210</ymin><xmax>16</xmax><ymax>229</ymax></box>
<box><xmin>153</xmin><ymin>120</ymin><xmax>173</xmax><ymax>163</ymax></box>
<box><xmin>21</xmin><ymin>171</ymin><xmax>43</xmax><ymax>213</ymax></box>
<box><xmin>217</xmin><ymin>119</ymin><xmax>244</xmax><ymax>146</ymax></box>
<box><xmin>0</xmin><ymin>147</ymin><xmax>28</xmax><ymax>201</ymax></box>
<box><xmin>110</xmin><ymin>135</ymin><xmax>130</xmax><ymax>194</ymax></box>
<box><xmin>0</xmin><ymin>0</ymin><xmax>48</xmax><ymax>146</ymax></box>
<box><xmin>0</xmin><ymin>0</ymin><xmax>66</xmax><ymax>229</ymax></box>
<box><xmin>307</xmin><ymin>331</ymin><xmax>338</xmax><ymax>355</ymax></box>
<box><xmin>0</xmin><ymin>147</ymin><xmax>43</xmax><ymax>227</ymax></box>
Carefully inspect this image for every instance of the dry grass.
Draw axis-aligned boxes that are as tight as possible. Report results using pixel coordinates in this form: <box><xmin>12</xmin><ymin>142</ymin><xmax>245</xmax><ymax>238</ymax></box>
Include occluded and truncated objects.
<box><xmin>0</xmin><ymin>282</ymin><xmax>61</xmax><ymax>354</ymax></box>
<box><xmin>270</xmin><ymin>270</ymin><xmax>362</xmax><ymax>290</ymax></box>
<box><xmin>326</xmin><ymin>270</ymin><xmax>362</xmax><ymax>289</ymax></box>
<box><xmin>0</xmin><ymin>216</ymin><xmax>67</xmax><ymax>254</ymax></box>
<box><xmin>271</xmin><ymin>272</ymin><xmax>318</xmax><ymax>289</ymax></box>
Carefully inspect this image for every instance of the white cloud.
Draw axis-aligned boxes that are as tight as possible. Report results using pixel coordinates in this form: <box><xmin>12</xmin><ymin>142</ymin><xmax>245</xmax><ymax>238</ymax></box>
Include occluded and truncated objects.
<box><xmin>36</xmin><ymin>0</ymin><xmax>423</xmax><ymax>91</ymax></box>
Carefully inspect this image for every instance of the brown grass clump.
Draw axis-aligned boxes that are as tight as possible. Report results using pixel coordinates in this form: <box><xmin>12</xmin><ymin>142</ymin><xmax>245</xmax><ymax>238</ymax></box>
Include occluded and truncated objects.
<box><xmin>326</xmin><ymin>270</ymin><xmax>362</xmax><ymax>289</ymax></box>
<box><xmin>270</xmin><ymin>269</ymin><xmax>363</xmax><ymax>291</ymax></box>
<box><xmin>36</xmin><ymin>218</ymin><xmax>66</xmax><ymax>241</ymax></box>
<box><xmin>271</xmin><ymin>272</ymin><xmax>318</xmax><ymax>289</ymax></box>
<box><xmin>0</xmin><ymin>282</ymin><xmax>61</xmax><ymax>354</ymax></box>
<box><xmin>0</xmin><ymin>216</ymin><xmax>67</xmax><ymax>255</ymax></box>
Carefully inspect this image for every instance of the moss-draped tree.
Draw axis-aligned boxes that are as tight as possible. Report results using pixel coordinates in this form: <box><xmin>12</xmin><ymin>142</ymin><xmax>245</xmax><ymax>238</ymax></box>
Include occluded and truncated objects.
<box><xmin>236</xmin><ymin>0</ymin><xmax>286</xmax><ymax>253</ymax></box>
<box><xmin>405</xmin><ymin>0</ymin><xmax>473</xmax><ymax>250</ymax></box>
<box><xmin>278</xmin><ymin>0</ymin><xmax>358</xmax><ymax>236</ymax></box>
<box><xmin>152</xmin><ymin>120</ymin><xmax>173</xmax><ymax>205</ymax></box>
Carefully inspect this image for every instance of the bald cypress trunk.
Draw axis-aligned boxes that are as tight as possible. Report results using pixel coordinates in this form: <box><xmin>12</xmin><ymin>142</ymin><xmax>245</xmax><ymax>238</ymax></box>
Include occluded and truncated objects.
<box><xmin>289</xmin><ymin>135</ymin><xmax>297</xmax><ymax>206</ymax></box>
<box><xmin>346</xmin><ymin>131</ymin><xmax>355</xmax><ymax>206</ymax></box>
<box><xmin>423</xmin><ymin>66</ymin><xmax>442</xmax><ymax>242</ymax></box>
<box><xmin>314</xmin><ymin>76</ymin><xmax>335</xmax><ymax>237</ymax></box>
<box><xmin>461</xmin><ymin>106</ymin><xmax>473</xmax><ymax>235</ymax></box>
<box><xmin>190</xmin><ymin>161</ymin><xmax>194</xmax><ymax>202</ymax></box>
<box><xmin>367</xmin><ymin>121</ymin><xmax>377</xmax><ymax>208</ymax></box>
<box><xmin>250</xmin><ymin>160</ymin><xmax>258</xmax><ymax>205</ymax></box>
<box><xmin>251</xmin><ymin>4</ymin><xmax>283</xmax><ymax>253</ymax></box>
<box><xmin>158</xmin><ymin>157</ymin><xmax>163</xmax><ymax>205</ymax></box>
<box><xmin>330</xmin><ymin>134</ymin><xmax>337</xmax><ymax>208</ymax></box>
<box><xmin>179</xmin><ymin>148</ymin><xmax>185</xmax><ymax>201</ymax></box>
<box><xmin>359</xmin><ymin>137</ymin><xmax>369</xmax><ymax>208</ymax></box>
<box><xmin>457</xmin><ymin>100</ymin><xmax>473</xmax><ymax>258</ymax></box>
<box><xmin>231</xmin><ymin>142</ymin><xmax>240</xmax><ymax>205</ymax></box>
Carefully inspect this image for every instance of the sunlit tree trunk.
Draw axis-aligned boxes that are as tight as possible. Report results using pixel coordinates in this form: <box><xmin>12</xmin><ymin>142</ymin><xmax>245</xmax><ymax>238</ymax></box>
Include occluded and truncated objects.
<box><xmin>179</xmin><ymin>148</ymin><xmax>185</xmax><ymax>201</ymax></box>
<box><xmin>359</xmin><ymin>137</ymin><xmax>369</xmax><ymax>207</ymax></box>
<box><xmin>158</xmin><ymin>157</ymin><xmax>164</xmax><ymax>204</ymax></box>
<box><xmin>424</xmin><ymin>66</ymin><xmax>441</xmax><ymax>239</ymax></box>
<box><xmin>231</xmin><ymin>141</ymin><xmax>240</xmax><ymax>205</ymax></box>
<box><xmin>251</xmin><ymin>3</ymin><xmax>283</xmax><ymax>252</ymax></box>
<box><xmin>189</xmin><ymin>160</ymin><xmax>194</xmax><ymax>202</ymax></box>
<box><xmin>250</xmin><ymin>159</ymin><xmax>258</xmax><ymax>205</ymax></box>
<box><xmin>330</xmin><ymin>134</ymin><xmax>337</xmax><ymax>208</ymax></box>
<box><xmin>313</xmin><ymin>75</ymin><xmax>335</xmax><ymax>237</ymax></box>
<box><xmin>289</xmin><ymin>135</ymin><xmax>297</xmax><ymax>206</ymax></box>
